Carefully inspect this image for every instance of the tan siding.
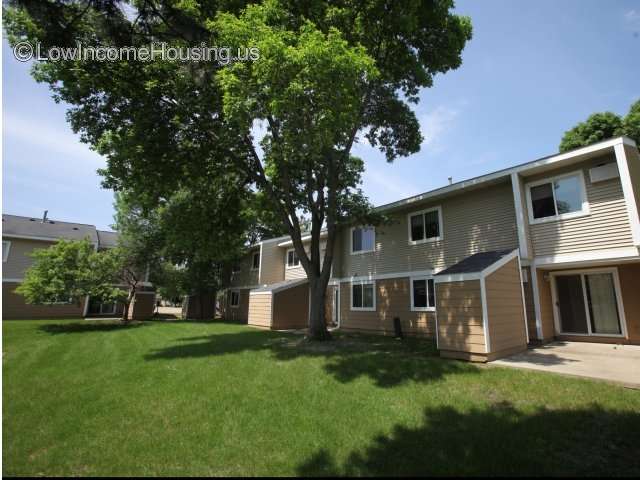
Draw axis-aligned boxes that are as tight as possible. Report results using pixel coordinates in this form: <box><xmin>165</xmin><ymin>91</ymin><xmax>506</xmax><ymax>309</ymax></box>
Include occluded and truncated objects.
<box><xmin>224</xmin><ymin>288</ymin><xmax>251</xmax><ymax>322</ymax></box>
<box><xmin>3</xmin><ymin>282</ymin><xmax>85</xmax><ymax>319</ymax></box>
<box><xmin>272</xmin><ymin>283</ymin><xmax>309</xmax><ymax>329</ymax></box>
<box><xmin>485</xmin><ymin>258</ymin><xmax>528</xmax><ymax>354</ymax></box>
<box><xmin>339</xmin><ymin>278</ymin><xmax>436</xmax><ymax>337</ymax></box>
<box><xmin>435</xmin><ymin>280</ymin><xmax>486</xmax><ymax>354</ymax></box>
<box><xmin>248</xmin><ymin>292</ymin><xmax>272</xmax><ymax>328</ymax></box>
<box><xmin>525</xmin><ymin>155</ymin><xmax>634</xmax><ymax>257</ymax></box>
<box><xmin>536</xmin><ymin>268</ymin><xmax>555</xmax><ymax>341</ymax></box>
<box><xmin>283</xmin><ymin>240</ymin><xmax>327</xmax><ymax>281</ymax></box>
<box><xmin>619</xmin><ymin>263</ymin><xmax>640</xmax><ymax>344</ymax></box>
<box><xmin>2</xmin><ymin>238</ymin><xmax>56</xmax><ymax>279</ymax></box>
<box><xmin>340</xmin><ymin>182</ymin><xmax>518</xmax><ymax>277</ymax></box>
<box><xmin>259</xmin><ymin>241</ymin><xmax>285</xmax><ymax>285</ymax></box>
<box><xmin>229</xmin><ymin>248</ymin><xmax>260</xmax><ymax>288</ymax></box>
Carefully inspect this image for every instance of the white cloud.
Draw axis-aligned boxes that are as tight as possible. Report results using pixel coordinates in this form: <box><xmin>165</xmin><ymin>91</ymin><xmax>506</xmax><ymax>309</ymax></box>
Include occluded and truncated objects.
<box><xmin>419</xmin><ymin>104</ymin><xmax>461</xmax><ymax>154</ymax></box>
<box><xmin>624</xmin><ymin>9</ymin><xmax>640</xmax><ymax>29</ymax></box>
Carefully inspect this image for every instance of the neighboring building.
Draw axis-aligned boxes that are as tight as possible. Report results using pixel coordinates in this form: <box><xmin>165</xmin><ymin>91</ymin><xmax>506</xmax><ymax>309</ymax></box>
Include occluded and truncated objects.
<box><xmin>223</xmin><ymin>136</ymin><xmax>640</xmax><ymax>360</ymax></box>
<box><xmin>2</xmin><ymin>213</ymin><xmax>155</xmax><ymax>320</ymax></box>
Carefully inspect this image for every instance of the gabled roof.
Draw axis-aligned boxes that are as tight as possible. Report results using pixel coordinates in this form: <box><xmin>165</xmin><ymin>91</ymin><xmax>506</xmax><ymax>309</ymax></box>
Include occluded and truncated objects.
<box><xmin>2</xmin><ymin>214</ymin><xmax>99</xmax><ymax>243</ymax></box>
<box><xmin>436</xmin><ymin>250</ymin><xmax>514</xmax><ymax>276</ymax></box>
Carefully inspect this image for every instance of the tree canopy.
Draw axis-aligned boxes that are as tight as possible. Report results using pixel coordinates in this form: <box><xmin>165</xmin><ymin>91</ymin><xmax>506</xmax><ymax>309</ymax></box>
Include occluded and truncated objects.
<box><xmin>5</xmin><ymin>0</ymin><xmax>472</xmax><ymax>339</ymax></box>
<box><xmin>559</xmin><ymin>100</ymin><xmax>640</xmax><ymax>152</ymax></box>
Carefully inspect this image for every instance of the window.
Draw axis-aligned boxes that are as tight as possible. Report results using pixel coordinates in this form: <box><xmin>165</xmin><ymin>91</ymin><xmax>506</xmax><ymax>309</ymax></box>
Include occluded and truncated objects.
<box><xmin>2</xmin><ymin>241</ymin><xmax>10</xmax><ymax>262</ymax></box>
<box><xmin>410</xmin><ymin>277</ymin><xmax>436</xmax><ymax>311</ymax></box>
<box><xmin>252</xmin><ymin>251</ymin><xmax>260</xmax><ymax>270</ymax></box>
<box><xmin>527</xmin><ymin>172</ymin><xmax>588</xmax><ymax>223</ymax></box>
<box><xmin>286</xmin><ymin>249</ymin><xmax>300</xmax><ymax>268</ymax></box>
<box><xmin>351</xmin><ymin>281</ymin><xmax>375</xmax><ymax>311</ymax></box>
<box><xmin>408</xmin><ymin>207</ymin><xmax>442</xmax><ymax>244</ymax></box>
<box><xmin>351</xmin><ymin>227</ymin><xmax>375</xmax><ymax>254</ymax></box>
<box><xmin>230</xmin><ymin>290</ymin><xmax>240</xmax><ymax>307</ymax></box>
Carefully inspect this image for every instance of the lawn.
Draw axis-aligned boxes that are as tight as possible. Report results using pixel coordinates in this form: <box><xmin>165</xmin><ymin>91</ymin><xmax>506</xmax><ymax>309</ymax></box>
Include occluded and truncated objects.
<box><xmin>3</xmin><ymin>319</ymin><xmax>639</xmax><ymax>476</ymax></box>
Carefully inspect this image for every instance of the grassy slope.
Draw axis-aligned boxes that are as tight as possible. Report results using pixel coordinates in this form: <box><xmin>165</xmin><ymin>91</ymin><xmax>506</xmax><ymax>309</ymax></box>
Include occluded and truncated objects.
<box><xmin>3</xmin><ymin>320</ymin><xmax>639</xmax><ymax>476</ymax></box>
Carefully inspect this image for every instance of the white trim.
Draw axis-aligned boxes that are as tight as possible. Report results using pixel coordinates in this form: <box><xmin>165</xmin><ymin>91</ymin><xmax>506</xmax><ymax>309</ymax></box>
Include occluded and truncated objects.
<box><xmin>614</xmin><ymin>143</ymin><xmax>640</xmax><ymax>246</ymax></box>
<box><xmin>481</xmin><ymin>250</ymin><xmax>519</xmax><ymax>277</ymax></box>
<box><xmin>2</xmin><ymin>234</ymin><xmax>61</xmax><ymax>243</ymax></box>
<box><xmin>276</xmin><ymin>231</ymin><xmax>328</xmax><ymax>248</ymax></box>
<box><xmin>2</xmin><ymin>278</ymin><xmax>24</xmax><ymax>283</ymax></box>
<box><xmin>409</xmin><ymin>276</ymin><xmax>436</xmax><ymax>312</ymax></box>
<box><xmin>510</xmin><ymin>173</ymin><xmax>530</xmax><ymax>259</ymax></box>
<box><xmin>533</xmin><ymin>247</ymin><xmax>640</xmax><ymax>268</ymax></box>
<box><xmin>377</xmin><ymin>137</ymin><xmax>628</xmax><ymax>213</ymax></box>
<box><xmin>525</xmin><ymin>170</ymin><xmax>590</xmax><ymax>225</ymax></box>
<box><xmin>516</xmin><ymin>255</ymin><xmax>530</xmax><ymax>344</ymax></box>
<box><xmin>229</xmin><ymin>289</ymin><xmax>240</xmax><ymax>308</ymax></box>
<box><xmin>257</xmin><ymin>242</ymin><xmax>263</xmax><ymax>282</ymax></box>
<box><xmin>339</xmin><ymin>268</ymin><xmax>435</xmax><ymax>284</ymax></box>
<box><xmin>350</xmin><ymin>226</ymin><xmax>376</xmax><ymax>255</ymax></box>
<box><xmin>285</xmin><ymin>248</ymin><xmax>301</xmax><ymax>269</ymax></box>
<box><xmin>434</xmin><ymin>272</ymin><xmax>481</xmax><ymax>284</ymax></box>
<box><xmin>407</xmin><ymin>206</ymin><xmax>443</xmax><ymax>245</ymax></box>
<box><xmin>249</xmin><ymin>278</ymin><xmax>308</xmax><ymax>295</ymax></box>
<box><xmin>82</xmin><ymin>295</ymin><xmax>90</xmax><ymax>317</ymax></box>
<box><xmin>529</xmin><ymin>267</ymin><xmax>544</xmax><ymax>340</ymax></box>
<box><xmin>550</xmin><ymin>267</ymin><xmax>628</xmax><ymax>339</ymax></box>
<box><xmin>350</xmin><ymin>280</ymin><xmax>376</xmax><ymax>311</ymax></box>
<box><xmin>480</xmin><ymin>276</ymin><xmax>490</xmax><ymax>353</ymax></box>
<box><xmin>3</xmin><ymin>240</ymin><xmax>11</xmax><ymax>262</ymax></box>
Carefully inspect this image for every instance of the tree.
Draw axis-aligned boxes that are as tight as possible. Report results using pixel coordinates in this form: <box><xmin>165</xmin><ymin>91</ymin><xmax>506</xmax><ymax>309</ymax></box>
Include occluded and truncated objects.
<box><xmin>559</xmin><ymin>100</ymin><xmax>640</xmax><ymax>152</ymax></box>
<box><xmin>5</xmin><ymin>0</ymin><xmax>472</xmax><ymax>339</ymax></box>
<box><xmin>15</xmin><ymin>239</ymin><xmax>133</xmax><ymax>320</ymax></box>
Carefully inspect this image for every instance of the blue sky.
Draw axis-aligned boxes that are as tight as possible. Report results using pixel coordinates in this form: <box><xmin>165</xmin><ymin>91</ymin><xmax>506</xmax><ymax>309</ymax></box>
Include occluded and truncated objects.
<box><xmin>3</xmin><ymin>0</ymin><xmax>640</xmax><ymax>231</ymax></box>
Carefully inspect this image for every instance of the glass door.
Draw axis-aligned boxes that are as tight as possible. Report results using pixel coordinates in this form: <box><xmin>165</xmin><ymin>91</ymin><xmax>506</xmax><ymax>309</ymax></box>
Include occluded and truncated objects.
<box><xmin>555</xmin><ymin>271</ymin><xmax>623</xmax><ymax>336</ymax></box>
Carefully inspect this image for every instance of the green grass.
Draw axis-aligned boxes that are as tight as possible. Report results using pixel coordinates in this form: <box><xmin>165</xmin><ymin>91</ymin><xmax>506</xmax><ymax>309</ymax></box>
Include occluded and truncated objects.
<box><xmin>3</xmin><ymin>319</ymin><xmax>639</xmax><ymax>476</ymax></box>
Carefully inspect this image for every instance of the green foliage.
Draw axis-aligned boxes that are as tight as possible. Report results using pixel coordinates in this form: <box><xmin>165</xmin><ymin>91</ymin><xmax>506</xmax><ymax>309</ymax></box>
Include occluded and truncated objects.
<box><xmin>559</xmin><ymin>100</ymin><xmax>640</xmax><ymax>152</ymax></box>
<box><xmin>15</xmin><ymin>239</ymin><xmax>126</xmax><ymax>306</ymax></box>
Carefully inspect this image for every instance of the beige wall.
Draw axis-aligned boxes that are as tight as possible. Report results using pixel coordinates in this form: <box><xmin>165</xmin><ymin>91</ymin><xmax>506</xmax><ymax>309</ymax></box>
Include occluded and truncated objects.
<box><xmin>3</xmin><ymin>282</ymin><xmax>86</xmax><ymax>319</ymax></box>
<box><xmin>229</xmin><ymin>247</ymin><xmax>260</xmax><ymax>288</ymax></box>
<box><xmin>435</xmin><ymin>280</ymin><xmax>486</xmax><ymax>354</ymax></box>
<box><xmin>2</xmin><ymin>238</ymin><xmax>56</xmax><ymax>279</ymax></box>
<box><xmin>524</xmin><ymin>154</ymin><xmax>634</xmax><ymax>257</ymax></box>
<box><xmin>339</xmin><ymin>277</ymin><xmax>435</xmax><ymax>337</ymax></box>
<box><xmin>247</xmin><ymin>292</ymin><xmax>272</xmax><ymax>328</ymax></box>
<box><xmin>339</xmin><ymin>181</ymin><xmax>518</xmax><ymax>278</ymax></box>
<box><xmin>536</xmin><ymin>267</ymin><xmax>556</xmax><ymax>341</ymax></box>
<box><xmin>521</xmin><ymin>267</ymin><xmax>537</xmax><ymax>340</ymax></box>
<box><xmin>485</xmin><ymin>258</ymin><xmax>528</xmax><ymax>354</ymax></box>
<box><xmin>259</xmin><ymin>241</ymin><xmax>285</xmax><ymax>285</ymax></box>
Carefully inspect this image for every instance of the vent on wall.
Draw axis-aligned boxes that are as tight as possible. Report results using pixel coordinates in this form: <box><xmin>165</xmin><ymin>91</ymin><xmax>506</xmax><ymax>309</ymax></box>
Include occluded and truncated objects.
<box><xmin>589</xmin><ymin>162</ymin><xmax>619</xmax><ymax>183</ymax></box>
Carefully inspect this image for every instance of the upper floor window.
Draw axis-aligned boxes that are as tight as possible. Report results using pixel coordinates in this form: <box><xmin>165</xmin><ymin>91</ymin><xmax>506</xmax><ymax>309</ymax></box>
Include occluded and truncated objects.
<box><xmin>408</xmin><ymin>207</ymin><xmax>442</xmax><ymax>244</ymax></box>
<box><xmin>2</xmin><ymin>241</ymin><xmax>11</xmax><ymax>262</ymax></box>
<box><xmin>286</xmin><ymin>248</ymin><xmax>300</xmax><ymax>268</ymax></box>
<box><xmin>351</xmin><ymin>281</ymin><xmax>375</xmax><ymax>311</ymax></box>
<box><xmin>351</xmin><ymin>227</ymin><xmax>375</xmax><ymax>254</ymax></box>
<box><xmin>526</xmin><ymin>171</ymin><xmax>588</xmax><ymax>224</ymax></box>
<box><xmin>410</xmin><ymin>277</ymin><xmax>435</xmax><ymax>311</ymax></box>
<box><xmin>252</xmin><ymin>251</ymin><xmax>260</xmax><ymax>270</ymax></box>
<box><xmin>230</xmin><ymin>290</ymin><xmax>240</xmax><ymax>307</ymax></box>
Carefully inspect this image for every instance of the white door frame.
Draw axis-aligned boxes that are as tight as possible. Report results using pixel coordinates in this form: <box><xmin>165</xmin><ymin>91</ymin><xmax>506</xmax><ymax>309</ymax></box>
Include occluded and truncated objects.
<box><xmin>550</xmin><ymin>267</ymin><xmax>628</xmax><ymax>339</ymax></box>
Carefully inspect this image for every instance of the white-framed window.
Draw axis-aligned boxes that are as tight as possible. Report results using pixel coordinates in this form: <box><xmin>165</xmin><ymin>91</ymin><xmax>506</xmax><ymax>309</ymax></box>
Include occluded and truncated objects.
<box><xmin>252</xmin><ymin>251</ymin><xmax>260</xmax><ymax>270</ymax></box>
<box><xmin>286</xmin><ymin>248</ymin><xmax>300</xmax><ymax>268</ymax></box>
<box><xmin>351</xmin><ymin>226</ymin><xmax>375</xmax><ymax>254</ymax></box>
<box><xmin>410</xmin><ymin>277</ymin><xmax>436</xmax><ymax>311</ymax></box>
<box><xmin>230</xmin><ymin>290</ymin><xmax>240</xmax><ymax>308</ymax></box>
<box><xmin>525</xmin><ymin>171</ymin><xmax>589</xmax><ymax>224</ymax></box>
<box><xmin>2</xmin><ymin>241</ymin><xmax>11</xmax><ymax>262</ymax></box>
<box><xmin>351</xmin><ymin>281</ymin><xmax>376</xmax><ymax>311</ymax></box>
<box><xmin>408</xmin><ymin>206</ymin><xmax>442</xmax><ymax>244</ymax></box>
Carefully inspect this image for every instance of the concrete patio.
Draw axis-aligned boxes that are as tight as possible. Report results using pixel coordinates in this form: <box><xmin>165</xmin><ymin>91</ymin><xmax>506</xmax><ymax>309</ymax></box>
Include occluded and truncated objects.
<box><xmin>491</xmin><ymin>341</ymin><xmax>640</xmax><ymax>388</ymax></box>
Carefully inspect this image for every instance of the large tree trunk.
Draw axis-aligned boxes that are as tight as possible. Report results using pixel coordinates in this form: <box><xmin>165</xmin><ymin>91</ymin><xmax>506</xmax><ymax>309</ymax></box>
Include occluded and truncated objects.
<box><xmin>308</xmin><ymin>277</ymin><xmax>331</xmax><ymax>341</ymax></box>
<box><xmin>122</xmin><ymin>288</ymin><xmax>135</xmax><ymax>322</ymax></box>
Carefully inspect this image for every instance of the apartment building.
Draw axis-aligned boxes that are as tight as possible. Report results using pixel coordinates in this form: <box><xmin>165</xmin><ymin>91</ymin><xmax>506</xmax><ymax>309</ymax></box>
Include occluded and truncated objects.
<box><xmin>223</xmin><ymin>137</ymin><xmax>640</xmax><ymax>361</ymax></box>
<box><xmin>2</xmin><ymin>213</ymin><xmax>156</xmax><ymax>320</ymax></box>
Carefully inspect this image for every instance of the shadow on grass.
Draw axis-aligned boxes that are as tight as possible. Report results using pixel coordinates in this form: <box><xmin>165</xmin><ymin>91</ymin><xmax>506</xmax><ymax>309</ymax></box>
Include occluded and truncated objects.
<box><xmin>144</xmin><ymin>330</ymin><xmax>477</xmax><ymax>388</ymax></box>
<box><xmin>38</xmin><ymin>322</ymin><xmax>149</xmax><ymax>335</ymax></box>
<box><xmin>297</xmin><ymin>403</ymin><xmax>640</xmax><ymax>476</ymax></box>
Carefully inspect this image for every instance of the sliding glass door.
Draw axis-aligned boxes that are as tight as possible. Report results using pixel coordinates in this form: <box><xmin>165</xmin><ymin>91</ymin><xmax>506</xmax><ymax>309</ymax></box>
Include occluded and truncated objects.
<box><xmin>555</xmin><ymin>271</ymin><xmax>624</xmax><ymax>337</ymax></box>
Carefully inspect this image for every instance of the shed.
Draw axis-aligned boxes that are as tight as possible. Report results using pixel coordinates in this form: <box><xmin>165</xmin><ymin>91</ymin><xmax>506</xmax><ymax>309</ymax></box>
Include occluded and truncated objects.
<box><xmin>434</xmin><ymin>249</ymin><xmax>529</xmax><ymax>362</ymax></box>
<box><xmin>248</xmin><ymin>279</ymin><xmax>309</xmax><ymax>330</ymax></box>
